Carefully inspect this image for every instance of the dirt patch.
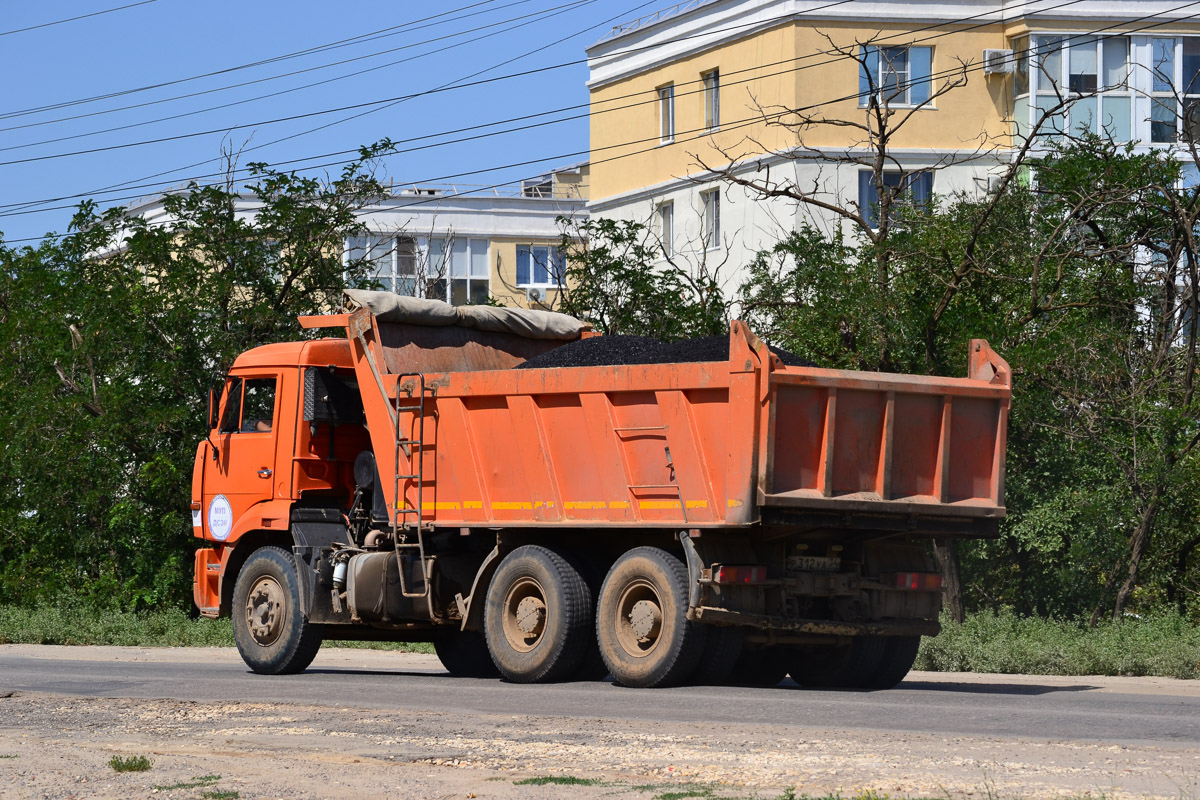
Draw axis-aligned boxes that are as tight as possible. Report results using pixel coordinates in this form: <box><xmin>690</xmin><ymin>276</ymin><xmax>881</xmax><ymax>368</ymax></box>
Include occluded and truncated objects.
<box><xmin>0</xmin><ymin>686</ymin><xmax>1196</xmax><ymax>800</ymax></box>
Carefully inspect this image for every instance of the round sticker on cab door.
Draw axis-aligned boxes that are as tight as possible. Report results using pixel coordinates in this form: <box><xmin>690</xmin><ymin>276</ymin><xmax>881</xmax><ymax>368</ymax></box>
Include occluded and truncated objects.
<box><xmin>207</xmin><ymin>495</ymin><xmax>233</xmax><ymax>541</ymax></box>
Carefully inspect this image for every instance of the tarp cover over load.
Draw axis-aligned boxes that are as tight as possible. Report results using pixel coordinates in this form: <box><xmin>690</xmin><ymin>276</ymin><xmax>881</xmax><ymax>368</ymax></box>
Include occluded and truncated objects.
<box><xmin>343</xmin><ymin>289</ymin><xmax>590</xmax><ymax>341</ymax></box>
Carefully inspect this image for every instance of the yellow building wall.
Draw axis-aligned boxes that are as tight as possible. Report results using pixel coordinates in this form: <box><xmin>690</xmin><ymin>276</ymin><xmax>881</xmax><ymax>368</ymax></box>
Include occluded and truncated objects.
<box><xmin>488</xmin><ymin>237</ymin><xmax>568</xmax><ymax>309</ymax></box>
<box><xmin>590</xmin><ymin>20</ymin><xmax>1031</xmax><ymax>201</ymax></box>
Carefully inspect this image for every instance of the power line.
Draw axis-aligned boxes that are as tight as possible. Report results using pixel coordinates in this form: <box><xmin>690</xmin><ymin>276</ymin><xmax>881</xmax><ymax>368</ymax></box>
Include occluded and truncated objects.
<box><xmin>0</xmin><ymin>0</ymin><xmax>159</xmax><ymax>38</ymax></box>
<box><xmin>6</xmin><ymin>3</ymin><xmax>1196</xmax><ymax>239</ymax></box>
<box><xmin>0</xmin><ymin>1</ymin><xmax>607</xmax><ymax>166</ymax></box>
<box><xmin>0</xmin><ymin>0</ymin><xmax>651</xmax><ymax>218</ymax></box>
<box><xmin>0</xmin><ymin>0</ymin><xmax>520</xmax><ymax>120</ymax></box>
<box><xmin>0</xmin><ymin>0</ymin><xmax>1090</xmax><ymax>206</ymax></box>
<box><xmin>1</xmin><ymin>0</ymin><xmax>1190</xmax><ymax>228</ymax></box>
<box><xmin>0</xmin><ymin>0</ymin><xmax>579</xmax><ymax>138</ymax></box>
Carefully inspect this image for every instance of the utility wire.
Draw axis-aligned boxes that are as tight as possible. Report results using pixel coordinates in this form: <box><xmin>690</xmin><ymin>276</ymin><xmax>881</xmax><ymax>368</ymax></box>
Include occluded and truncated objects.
<box><xmin>0</xmin><ymin>0</ymin><xmax>159</xmax><ymax>38</ymax></box>
<box><xmin>5</xmin><ymin>4</ymin><xmax>1195</xmax><ymax>236</ymax></box>
<box><xmin>0</xmin><ymin>1</ymin><xmax>607</xmax><ymax>167</ymax></box>
<box><xmin>0</xmin><ymin>0</ymin><xmax>650</xmax><ymax>218</ymax></box>
<box><xmin>0</xmin><ymin>0</ymin><xmax>579</xmax><ymax>137</ymax></box>
<box><xmin>0</xmin><ymin>0</ymin><xmax>1092</xmax><ymax>206</ymax></box>
<box><xmin>0</xmin><ymin>0</ymin><xmax>521</xmax><ymax>120</ymax></box>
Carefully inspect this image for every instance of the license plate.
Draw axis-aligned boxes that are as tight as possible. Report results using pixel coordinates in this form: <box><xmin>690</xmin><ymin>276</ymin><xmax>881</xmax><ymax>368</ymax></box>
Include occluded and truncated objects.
<box><xmin>787</xmin><ymin>556</ymin><xmax>841</xmax><ymax>572</ymax></box>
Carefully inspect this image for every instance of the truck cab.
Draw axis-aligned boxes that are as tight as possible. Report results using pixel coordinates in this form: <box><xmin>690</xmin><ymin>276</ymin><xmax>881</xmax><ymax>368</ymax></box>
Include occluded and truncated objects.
<box><xmin>191</xmin><ymin>339</ymin><xmax>368</xmax><ymax>619</ymax></box>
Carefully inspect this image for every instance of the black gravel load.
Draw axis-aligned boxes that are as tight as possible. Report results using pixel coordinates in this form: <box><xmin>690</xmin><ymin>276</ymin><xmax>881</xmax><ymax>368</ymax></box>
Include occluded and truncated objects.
<box><xmin>516</xmin><ymin>334</ymin><xmax>815</xmax><ymax>370</ymax></box>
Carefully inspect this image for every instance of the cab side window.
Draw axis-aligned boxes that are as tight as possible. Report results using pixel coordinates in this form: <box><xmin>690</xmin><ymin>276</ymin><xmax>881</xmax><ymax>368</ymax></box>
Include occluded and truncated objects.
<box><xmin>240</xmin><ymin>379</ymin><xmax>277</xmax><ymax>433</ymax></box>
<box><xmin>218</xmin><ymin>378</ymin><xmax>244</xmax><ymax>434</ymax></box>
<box><xmin>218</xmin><ymin>377</ymin><xmax>277</xmax><ymax>434</ymax></box>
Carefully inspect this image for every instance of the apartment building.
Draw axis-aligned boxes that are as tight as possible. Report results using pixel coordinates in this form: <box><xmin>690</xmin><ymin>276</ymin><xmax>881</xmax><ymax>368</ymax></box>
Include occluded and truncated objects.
<box><xmin>585</xmin><ymin>0</ymin><xmax>1200</xmax><ymax>292</ymax></box>
<box><xmin>346</xmin><ymin>163</ymin><xmax>587</xmax><ymax>308</ymax></box>
<box><xmin>124</xmin><ymin>163</ymin><xmax>587</xmax><ymax>309</ymax></box>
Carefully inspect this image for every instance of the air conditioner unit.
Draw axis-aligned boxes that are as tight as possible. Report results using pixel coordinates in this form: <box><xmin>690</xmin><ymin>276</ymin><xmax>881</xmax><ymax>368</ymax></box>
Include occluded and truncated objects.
<box><xmin>983</xmin><ymin>49</ymin><xmax>1015</xmax><ymax>75</ymax></box>
<box><xmin>526</xmin><ymin>286</ymin><xmax>545</xmax><ymax>304</ymax></box>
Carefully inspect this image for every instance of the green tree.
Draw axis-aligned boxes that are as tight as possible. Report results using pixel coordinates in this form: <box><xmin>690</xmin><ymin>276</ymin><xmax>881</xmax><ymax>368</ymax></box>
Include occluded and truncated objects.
<box><xmin>0</xmin><ymin>143</ymin><xmax>392</xmax><ymax>609</ymax></box>
<box><xmin>737</xmin><ymin>136</ymin><xmax>1200</xmax><ymax>623</ymax></box>
<box><xmin>555</xmin><ymin>216</ymin><xmax>728</xmax><ymax>341</ymax></box>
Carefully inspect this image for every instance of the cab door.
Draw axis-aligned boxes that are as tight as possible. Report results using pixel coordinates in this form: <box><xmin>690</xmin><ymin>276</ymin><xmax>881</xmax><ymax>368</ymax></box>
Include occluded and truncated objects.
<box><xmin>204</xmin><ymin>374</ymin><xmax>280</xmax><ymax>543</ymax></box>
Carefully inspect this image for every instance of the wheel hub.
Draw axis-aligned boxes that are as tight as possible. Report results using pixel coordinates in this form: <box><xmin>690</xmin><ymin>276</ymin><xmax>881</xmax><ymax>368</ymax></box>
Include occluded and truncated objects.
<box><xmin>628</xmin><ymin>599</ymin><xmax>662</xmax><ymax>640</ymax></box>
<box><xmin>501</xmin><ymin>577</ymin><xmax>548</xmax><ymax>652</ymax></box>
<box><xmin>245</xmin><ymin>576</ymin><xmax>285</xmax><ymax>646</ymax></box>
<box><xmin>615</xmin><ymin>579</ymin><xmax>666</xmax><ymax>657</ymax></box>
<box><xmin>515</xmin><ymin>595</ymin><xmax>546</xmax><ymax>635</ymax></box>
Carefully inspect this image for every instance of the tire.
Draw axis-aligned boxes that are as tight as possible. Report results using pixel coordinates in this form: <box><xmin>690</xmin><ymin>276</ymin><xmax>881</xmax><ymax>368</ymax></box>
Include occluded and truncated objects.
<box><xmin>434</xmin><ymin>630</ymin><xmax>501</xmax><ymax>678</ymax></box>
<box><xmin>691</xmin><ymin>625</ymin><xmax>745</xmax><ymax>685</ymax></box>
<box><xmin>231</xmin><ymin>546</ymin><xmax>323</xmax><ymax>675</ymax></box>
<box><xmin>789</xmin><ymin>637</ymin><xmax>887</xmax><ymax>690</ymax></box>
<box><xmin>862</xmin><ymin>635</ymin><xmax>921</xmax><ymax>690</ymax></box>
<box><xmin>596</xmin><ymin>547</ymin><xmax>706</xmax><ymax>688</ymax></box>
<box><xmin>559</xmin><ymin>550</ymin><xmax>610</xmax><ymax>682</ymax></box>
<box><xmin>729</xmin><ymin>646</ymin><xmax>789</xmax><ymax>688</ymax></box>
<box><xmin>484</xmin><ymin>545</ymin><xmax>591</xmax><ymax>683</ymax></box>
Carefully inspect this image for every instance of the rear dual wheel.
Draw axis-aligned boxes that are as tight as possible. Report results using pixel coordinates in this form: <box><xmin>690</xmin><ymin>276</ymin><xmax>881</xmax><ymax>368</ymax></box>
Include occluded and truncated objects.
<box><xmin>595</xmin><ymin>547</ymin><xmax>707</xmax><ymax>688</ymax></box>
<box><xmin>789</xmin><ymin>635</ymin><xmax>921</xmax><ymax>690</ymax></box>
<box><xmin>484</xmin><ymin>545</ymin><xmax>592</xmax><ymax>683</ymax></box>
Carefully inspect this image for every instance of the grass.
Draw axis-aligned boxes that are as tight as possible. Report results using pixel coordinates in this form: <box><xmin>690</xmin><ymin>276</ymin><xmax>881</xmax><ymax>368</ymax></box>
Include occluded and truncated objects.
<box><xmin>200</xmin><ymin>792</ymin><xmax>239</xmax><ymax>799</ymax></box>
<box><xmin>108</xmin><ymin>755</ymin><xmax>153</xmax><ymax>773</ymax></box>
<box><xmin>0</xmin><ymin>755</ymin><xmax>16</xmax><ymax>759</ymax></box>
<box><xmin>154</xmin><ymin>775</ymin><xmax>222</xmax><ymax>791</ymax></box>
<box><xmin>513</xmin><ymin>776</ymin><xmax>603</xmax><ymax>786</ymax></box>
<box><xmin>0</xmin><ymin>602</ymin><xmax>431</xmax><ymax>653</ymax></box>
<box><xmin>916</xmin><ymin>609</ymin><xmax>1200</xmax><ymax>679</ymax></box>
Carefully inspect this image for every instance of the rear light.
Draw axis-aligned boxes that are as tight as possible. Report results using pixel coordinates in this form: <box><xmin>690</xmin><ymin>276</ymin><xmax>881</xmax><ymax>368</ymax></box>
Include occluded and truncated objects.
<box><xmin>712</xmin><ymin>565</ymin><xmax>768</xmax><ymax>584</ymax></box>
<box><xmin>893</xmin><ymin>572</ymin><xmax>943</xmax><ymax>590</ymax></box>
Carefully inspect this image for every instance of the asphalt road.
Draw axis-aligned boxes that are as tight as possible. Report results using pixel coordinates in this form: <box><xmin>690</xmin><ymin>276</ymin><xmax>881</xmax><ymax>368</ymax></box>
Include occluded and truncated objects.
<box><xmin>1</xmin><ymin>645</ymin><xmax>1197</xmax><ymax>748</ymax></box>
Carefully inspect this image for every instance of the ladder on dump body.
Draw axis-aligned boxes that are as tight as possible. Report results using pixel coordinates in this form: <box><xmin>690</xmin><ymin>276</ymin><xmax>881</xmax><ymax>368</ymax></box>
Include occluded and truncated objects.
<box><xmin>393</xmin><ymin>372</ymin><xmax>431</xmax><ymax>599</ymax></box>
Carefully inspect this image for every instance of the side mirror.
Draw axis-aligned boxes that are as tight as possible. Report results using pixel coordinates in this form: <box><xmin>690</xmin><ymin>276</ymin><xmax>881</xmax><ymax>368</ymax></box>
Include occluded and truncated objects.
<box><xmin>207</xmin><ymin>387</ymin><xmax>218</xmax><ymax>431</ymax></box>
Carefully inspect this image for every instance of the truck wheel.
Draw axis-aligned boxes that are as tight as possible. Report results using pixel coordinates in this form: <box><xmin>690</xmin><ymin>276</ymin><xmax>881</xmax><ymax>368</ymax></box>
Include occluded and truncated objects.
<box><xmin>231</xmin><ymin>546</ymin><xmax>323</xmax><ymax>675</ymax></box>
<box><xmin>789</xmin><ymin>637</ymin><xmax>887</xmax><ymax>689</ymax></box>
<box><xmin>692</xmin><ymin>625</ymin><xmax>745</xmax><ymax>685</ymax></box>
<box><xmin>484</xmin><ymin>545</ymin><xmax>591</xmax><ymax>683</ymax></box>
<box><xmin>863</xmin><ymin>635</ymin><xmax>921</xmax><ymax>690</ymax></box>
<box><xmin>596</xmin><ymin>547</ymin><xmax>706</xmax><ymax>688</ymax></box>
<box><xmin>434</xmin><ymin>630</ymin><xmax>501</xmax><ymax>678</ymax></box>
<box><xmin>729</xmin><ymin>646</ymin><xmax>789</xmax><ymax>687</ymax></box>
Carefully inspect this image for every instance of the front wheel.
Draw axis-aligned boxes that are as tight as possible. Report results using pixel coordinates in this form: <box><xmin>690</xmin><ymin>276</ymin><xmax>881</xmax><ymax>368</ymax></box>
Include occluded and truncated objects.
<box><xmin>231</xmin><ymin>546</ymin><xmax>323</xmax><ymax>675</ymax></box>
<box><xmin>596</xmin><ymin>547</ymin><xmax>706</xmax><ymax>688</ymax></box>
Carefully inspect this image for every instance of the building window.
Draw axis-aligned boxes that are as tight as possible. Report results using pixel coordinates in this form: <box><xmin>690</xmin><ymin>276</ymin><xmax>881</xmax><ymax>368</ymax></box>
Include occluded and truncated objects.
<box><xmin>1014</xmin><ymin>35</ymin><xmax>1131</xmax><ymax>143</ymax></box>
<box><xmin>702</xmin><ymin>69</ymin><xmax>720</xmax><ymax>130</ymax></box>
<box><xmin>516</xmin><ymin>245</ymin><xmax>564</xmax><ymax>288</ymax></box>
<box><xmin>658</xmin><ymin>83</ymin><xmax>675</xmax><ymax>142</ymax></box>
<box><xmin>347</xmin><ymin>235</ymin><xmax>417</xmax><ymax>295</ymax></box>
<box><xmin>1148</xmin><ymin>37</ymin><xmax>1200</xmax><ymax>144</ymax></box>
<box><xmin>860</xmin><ymin>46</ymin><xmax>932</xmax><ymax>106</ymax></box>
<box><xmin>858</xmin><ymin>170</ymin><xmax>933</xmax><ymax>229</ymax></box>
<box><xmin>430</xmin><ymin>237</ymin><xmax>490</xmax><ymax>305</ymax></box>
<box><xmin>701</xmin><ymin>190</ymin><xmax>720</xmax><ymax>250</ymax></box>
<box><xmin>656</xmin><ymin>201</ymin><xmax>674</xmax><ymax>257</ymax></box>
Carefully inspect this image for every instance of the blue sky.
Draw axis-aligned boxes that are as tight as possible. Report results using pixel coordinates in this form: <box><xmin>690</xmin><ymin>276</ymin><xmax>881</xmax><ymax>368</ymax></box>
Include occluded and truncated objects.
<box><xmin>0</xmin><ymin>0</ymin><xmax>661</xmax><ymax>244</ymax></box>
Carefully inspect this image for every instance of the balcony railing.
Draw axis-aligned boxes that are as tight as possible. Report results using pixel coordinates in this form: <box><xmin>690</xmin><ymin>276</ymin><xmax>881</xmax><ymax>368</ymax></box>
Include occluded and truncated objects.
<box><xmin>597</xmin><ymin>0</ymin><xmax>711</xmax><ymax>43</ymax></box>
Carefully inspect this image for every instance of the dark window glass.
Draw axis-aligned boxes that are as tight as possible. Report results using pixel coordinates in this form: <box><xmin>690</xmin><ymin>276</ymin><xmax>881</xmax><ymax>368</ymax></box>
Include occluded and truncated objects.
<box><xmin>219</xmin><ymin>378</ymin><xmax>243</xmax><ymax>434</ymax></box>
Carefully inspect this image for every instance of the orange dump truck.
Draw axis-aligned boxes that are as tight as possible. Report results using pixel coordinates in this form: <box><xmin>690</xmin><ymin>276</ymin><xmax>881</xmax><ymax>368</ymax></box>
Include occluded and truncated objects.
<box><xmin>192</xmin><ymin>291</ymin><xmax>1010</xmax><ymax>689</ymax></box>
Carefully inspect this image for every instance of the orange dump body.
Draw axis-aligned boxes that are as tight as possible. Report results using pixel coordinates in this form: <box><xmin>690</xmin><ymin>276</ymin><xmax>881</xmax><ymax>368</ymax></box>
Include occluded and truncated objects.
<box><xmin>300</xmin><ymin>309</ymin><xmax>1010</xmax><ymax>537</ymax></box>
